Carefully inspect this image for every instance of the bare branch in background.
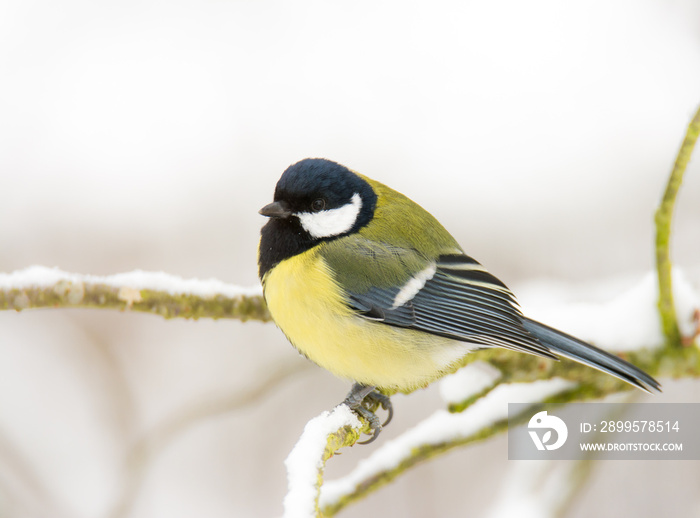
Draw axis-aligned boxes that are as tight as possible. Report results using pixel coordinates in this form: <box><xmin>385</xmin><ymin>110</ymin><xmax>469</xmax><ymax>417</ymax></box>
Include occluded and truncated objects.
<box><xmin>655</xmin><ymin>104</ymin><xmax>700</xmax><ymax>346</ymax></box>
<box><xmin>110</xmin><ymin>360</ymin><xmax>311</xmax><ymax>518</ymax></box>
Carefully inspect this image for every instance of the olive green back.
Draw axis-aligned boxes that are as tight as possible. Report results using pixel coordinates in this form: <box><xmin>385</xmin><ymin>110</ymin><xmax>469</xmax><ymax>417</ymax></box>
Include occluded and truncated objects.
<box><xmin>319</xmin><ymin>174</ymin><xmax>463</xmax><ymax>293</ymax></box>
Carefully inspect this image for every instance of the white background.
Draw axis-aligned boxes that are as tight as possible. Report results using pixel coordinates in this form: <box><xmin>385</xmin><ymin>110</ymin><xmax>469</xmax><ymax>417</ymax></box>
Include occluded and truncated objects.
<box><xmin>1</xmin><ymin>1</ymin><xmax>700</xmax><ymax>517</ymax></box>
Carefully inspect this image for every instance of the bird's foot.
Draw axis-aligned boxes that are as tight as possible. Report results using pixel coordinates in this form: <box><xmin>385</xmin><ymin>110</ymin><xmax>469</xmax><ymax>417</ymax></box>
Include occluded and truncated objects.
<box><xmin>342</xmin><ymin>383</ymin><xmax>393</xmax><ymax>444</ymax></box>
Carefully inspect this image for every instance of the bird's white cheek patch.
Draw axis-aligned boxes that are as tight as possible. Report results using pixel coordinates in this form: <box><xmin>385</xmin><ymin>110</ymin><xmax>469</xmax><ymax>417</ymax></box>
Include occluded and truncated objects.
<box><xmin>297</xmin><ymin>193</ymin><xmax>362</xmax><ymax>239</ymax></box>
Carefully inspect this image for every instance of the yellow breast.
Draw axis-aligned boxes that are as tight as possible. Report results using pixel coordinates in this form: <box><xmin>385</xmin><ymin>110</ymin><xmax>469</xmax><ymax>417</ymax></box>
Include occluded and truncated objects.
<box><xmin>262</xmin><ymin>248</ymin><xmax>474</xmax><ymax>391</ymax></box>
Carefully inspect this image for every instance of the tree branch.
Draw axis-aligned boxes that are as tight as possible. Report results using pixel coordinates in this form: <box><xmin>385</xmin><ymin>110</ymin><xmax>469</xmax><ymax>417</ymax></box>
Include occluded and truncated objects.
<box><xmin>655</xmin><ymin>104</ymin><xmax>700</xmax><ymax>346</ymax></box>
<box><xmin>283</xmin><ymin>406</ymin><xmax>365</xmax><ymax>518</ymax></box>
<box><xmin>307</xmin><ymin>338</ymin><xmax>700</xmax><ymax>517</ymax></box>
<box><xmin>0</xmin><ymin>266</ymin><xmax>270</xmax><ymax>322</ymax></box>
<box><xmin>318</xmin><ymin>378</ymin><xmax>577</xmax><ymax>517</ymax></box>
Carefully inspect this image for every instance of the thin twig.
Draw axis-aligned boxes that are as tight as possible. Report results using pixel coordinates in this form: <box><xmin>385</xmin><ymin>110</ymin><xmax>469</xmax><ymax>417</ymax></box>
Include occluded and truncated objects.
<box><xmin>655</xmin><ymin>105</ymin><xmax>700</xmax><ymax>346</ymax></box>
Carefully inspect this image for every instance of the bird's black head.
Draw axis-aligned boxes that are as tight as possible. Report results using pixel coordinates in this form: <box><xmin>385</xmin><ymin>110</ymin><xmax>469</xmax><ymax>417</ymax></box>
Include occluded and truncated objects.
<box><xmin>258</xmin><ymin>158</ymin><xmax>377</xmax><ymax>278</ymax></box>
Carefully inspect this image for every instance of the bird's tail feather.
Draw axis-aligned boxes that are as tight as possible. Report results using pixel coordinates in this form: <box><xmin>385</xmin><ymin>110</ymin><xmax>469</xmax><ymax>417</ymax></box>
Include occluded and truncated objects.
<box><xmin>522</xmin><ymin>318</ymin><xmax>661</xmax><ymax>393</ymax></box>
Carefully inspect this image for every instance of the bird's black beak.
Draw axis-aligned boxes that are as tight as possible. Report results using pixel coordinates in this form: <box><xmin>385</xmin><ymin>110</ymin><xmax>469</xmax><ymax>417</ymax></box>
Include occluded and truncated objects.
<box><xmin>259</xmin><ymin>200</ymin><xmax>292</xmax><ymax>219</ymax></box>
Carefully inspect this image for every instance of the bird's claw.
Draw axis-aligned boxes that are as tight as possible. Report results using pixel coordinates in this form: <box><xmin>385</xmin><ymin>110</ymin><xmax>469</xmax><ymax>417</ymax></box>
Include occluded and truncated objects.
<box><xmin>353</xmin><ymin>405</ymin><xmax>384</xmax><ymax>444</ymax></box>
<box><xmin>341</xmin><ymin>383</ymin><xmax>393</xmax><ymax>444</ymax></box>
<box><xmin>363</xmin><ymin>390</ymin><xmax>393</xmax><ymax>427</ymax></box>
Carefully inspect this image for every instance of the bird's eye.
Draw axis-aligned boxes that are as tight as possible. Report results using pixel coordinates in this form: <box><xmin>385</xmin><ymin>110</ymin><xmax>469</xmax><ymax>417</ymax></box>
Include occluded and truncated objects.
<box><xmin>311</xmin><ymin>198</ymin><xmax>326</xmax><ymax>212</ymax></box>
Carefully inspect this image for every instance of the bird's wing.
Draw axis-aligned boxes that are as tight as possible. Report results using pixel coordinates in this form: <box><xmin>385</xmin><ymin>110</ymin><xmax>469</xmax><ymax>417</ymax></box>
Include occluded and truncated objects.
<box><xmin>321</xmin><ymin>237</ymin><xmax>556</xmax><ymax>359</ymax></box>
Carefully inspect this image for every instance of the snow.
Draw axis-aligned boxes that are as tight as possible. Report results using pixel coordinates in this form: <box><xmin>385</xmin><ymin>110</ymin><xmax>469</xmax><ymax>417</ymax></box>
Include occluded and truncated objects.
<box><xmin>283</xmin><ymin>405</ymin><xmax>362</xmax><ymax>518</ymax></box>
<box><xmin>519</xmin><ymin>269</ymin><xmax>700</xmax><ymax>351</ymax></box>
<box><xmin>439</xmin><ymin>361</ymin><xmax>502</xmax><ymax>405</ymax></box>
<box><xmin>0</xmin><ymin>265</ymin><xmax>262</xmax><ymax>298</ymax></box>
<box><xmin>318</xmin><ymin>378</ymin><xmax>575</xmax><ymax>510</ymax></box>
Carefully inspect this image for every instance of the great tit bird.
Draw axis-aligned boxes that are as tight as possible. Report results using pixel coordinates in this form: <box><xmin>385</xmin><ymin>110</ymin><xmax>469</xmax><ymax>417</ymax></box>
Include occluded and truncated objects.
<box><xmin>258</xmin><ymin>158</ymin><xmax>660</xmax><ymax>442</ymax></box>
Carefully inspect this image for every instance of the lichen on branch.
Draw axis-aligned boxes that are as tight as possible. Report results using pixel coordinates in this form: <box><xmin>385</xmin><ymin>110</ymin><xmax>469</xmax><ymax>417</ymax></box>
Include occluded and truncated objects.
<box><xmin>0</xmin><ymin>266</ymin><xmax>271</xmax><ymax>322</ymax></box>
<box><xmin>655</xmin><ymin>105</ymin><xmax>700</xmax><ymax>346</ymax></box>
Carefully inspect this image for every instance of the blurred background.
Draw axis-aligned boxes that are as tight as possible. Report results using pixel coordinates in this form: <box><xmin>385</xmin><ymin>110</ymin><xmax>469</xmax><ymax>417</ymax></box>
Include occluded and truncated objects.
<box><xmin>1</xmin><ymin>0</ymin><xmax>700</xmax><ymax>516</ymax></box>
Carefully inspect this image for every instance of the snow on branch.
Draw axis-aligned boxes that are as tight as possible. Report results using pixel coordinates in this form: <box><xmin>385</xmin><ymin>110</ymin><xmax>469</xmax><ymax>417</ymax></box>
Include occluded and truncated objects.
<box><xmin>318</xmin><ymin>378</ymin><xmax>575</xmax><ymax>516</ymax></box>
<box><xmin>283</xmin><ymin>405</ymin><xmax>363</xmax><ymax>518</ymax></box>
<box><xmin>0</xmin><ymin>265</ymin><xmax>270</xmax><ymax>321</ymax></box>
